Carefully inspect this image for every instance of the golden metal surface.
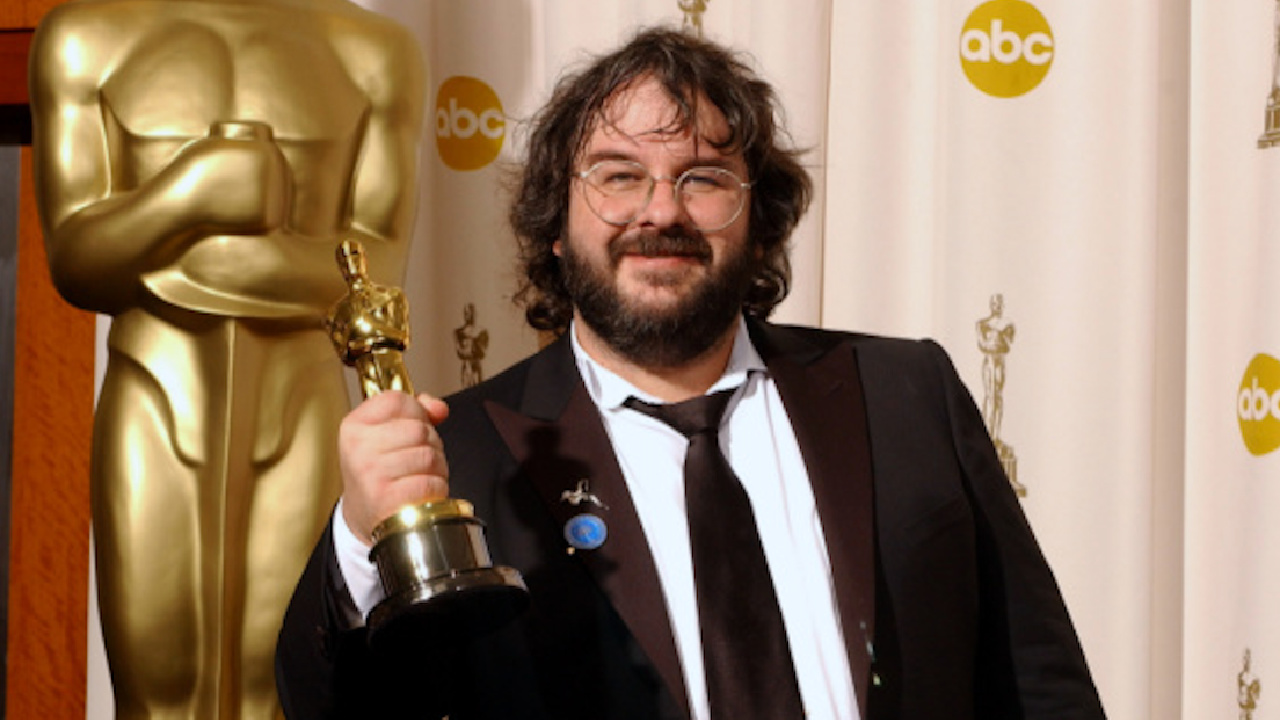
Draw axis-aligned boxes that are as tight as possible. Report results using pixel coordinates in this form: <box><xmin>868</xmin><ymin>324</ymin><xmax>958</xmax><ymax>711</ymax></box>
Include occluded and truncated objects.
<box><xmin>329</xmin><ymin>239</ymin><xmax>415</xmax><ymax>399</ymax></box>
<box><xmin>327</xmin><ymin>241</ymin><xmax>528</xmax><ymax>643</ymax></box>
<box><xmin>370</xmin><ymin>498</ymin><xmax>476</xmax><ymax>544</ymax></box>
<box><xmin>28</xmin><ymin>1</ymin><xmax>426</xmax><ymax>717</ymax></box>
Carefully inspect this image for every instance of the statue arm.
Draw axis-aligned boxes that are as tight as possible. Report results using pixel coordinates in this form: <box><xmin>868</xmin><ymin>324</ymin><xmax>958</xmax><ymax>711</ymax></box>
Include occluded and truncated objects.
<box><xmin>334</xmin><ymin>21</ymin><xmax>427</xmax><ymax>289</ymax></box>
<box><xmin>29</xmin><ymin>10</ymin><xmax>291</xmax><ymax>315</ymax></box>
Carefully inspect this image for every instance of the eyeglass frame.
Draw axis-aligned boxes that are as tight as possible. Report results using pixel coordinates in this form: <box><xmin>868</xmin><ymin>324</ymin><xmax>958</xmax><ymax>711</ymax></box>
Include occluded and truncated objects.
<box><xmin>573</xmin><ymin>159</ymin><xmax>754</xmax><ymax>232</ymax></box>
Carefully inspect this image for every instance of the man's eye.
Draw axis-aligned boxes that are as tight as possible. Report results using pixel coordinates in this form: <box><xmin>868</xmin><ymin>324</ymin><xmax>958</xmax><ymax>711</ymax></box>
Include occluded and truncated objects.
<box><xmin>683</xmin><ymin>170</ymin><xmax>731</xmax><ymax>191</ymax></box>
<box><xmin>598</xmin><ymin>171</ymin><xmax>647</xmax><ymax>190</ymax></box>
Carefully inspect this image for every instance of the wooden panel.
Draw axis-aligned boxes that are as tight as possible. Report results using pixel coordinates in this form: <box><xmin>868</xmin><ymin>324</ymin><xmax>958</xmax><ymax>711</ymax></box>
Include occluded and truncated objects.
<box><xmin>0</xmin><ymin>31</ymin><xmax>34</xmax><ymax>106</ymax></box>
<box><xmin>0</xmin><ymin>0</ymin><xmax>63</xmax><ymax>119</ymax></box>
<box><xmin>4</xmin><ymin>7</ymin><xmax>91</xmax><ymax>718</ymax></box>
<box><xmin>0</xmin><ymin>0</ymin><xmax>63</xmax><ymax>29</ymax></box>
<box><xmin>7</xmin><ymin>147</ymin><xmax>92</xmax><ymax>720</ymax></box>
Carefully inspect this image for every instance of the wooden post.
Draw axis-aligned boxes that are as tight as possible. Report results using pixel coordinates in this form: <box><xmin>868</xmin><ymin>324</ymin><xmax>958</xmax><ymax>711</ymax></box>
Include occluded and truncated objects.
<box><xmin>1</xmin><ymin>2</ymin><xmax>95</xmax><ymax>718</ymax></box>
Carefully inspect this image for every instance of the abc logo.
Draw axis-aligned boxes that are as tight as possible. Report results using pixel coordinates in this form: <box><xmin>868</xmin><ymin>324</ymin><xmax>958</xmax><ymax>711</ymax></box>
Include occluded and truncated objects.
<box><xmin>960</xmin><ymin>0</ymin><xmax>1054</xmax><ymax>98</ymax></box>
<box><xmin>435</xmin><ymin>76</ymin><xmax>505</xmax><ymax>171</ymax></box>
<box><xmin>1237</xmin><ymin>353</ymin><xmax>1280</xmax><ymax>456</ymax></box>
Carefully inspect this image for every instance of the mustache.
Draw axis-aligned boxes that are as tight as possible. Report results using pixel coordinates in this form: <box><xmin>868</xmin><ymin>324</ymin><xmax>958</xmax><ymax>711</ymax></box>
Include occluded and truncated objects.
<box><xmin>608</xmin><ymin>230</ymin><xmax>713</xmax><ymax>265</ymax></box>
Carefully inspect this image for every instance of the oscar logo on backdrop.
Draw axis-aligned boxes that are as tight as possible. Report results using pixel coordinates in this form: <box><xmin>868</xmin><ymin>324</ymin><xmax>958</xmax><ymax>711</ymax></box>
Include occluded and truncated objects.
<box><xmin>976</xmin><ymin>293</ymin><xmax>1025</xmax><ymax>496</ymax></box>
<box><xmin>1239</xmin><ymin>648</ymin><xmax>1262</xmax><ymax>720</ymax></box>
<box><xmin>27</xmin><ymin>0</ymin><xmax>424</xmax><ymax>717</ymax></box>
<box><xmin>1260</xmin><ymin>0</ymin><xmax>1280</xmax><ymax>148</ymax></box>
<box><xmin>453</xmin><ymin>302</ymin><xmax>489</xmax><ymax>389</ymax></box>
<box><xmin>677</xmin><ymin>0</ymin><xmax>710</xmax><ymax>38</ymax></box>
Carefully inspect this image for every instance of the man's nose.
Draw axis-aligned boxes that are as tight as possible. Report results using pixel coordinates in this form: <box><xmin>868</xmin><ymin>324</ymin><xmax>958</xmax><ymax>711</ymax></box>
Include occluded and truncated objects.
<box><xmin>635</xmin><ymin>176</ymin><xmax>691</xmax><ymax>228</ymax></box>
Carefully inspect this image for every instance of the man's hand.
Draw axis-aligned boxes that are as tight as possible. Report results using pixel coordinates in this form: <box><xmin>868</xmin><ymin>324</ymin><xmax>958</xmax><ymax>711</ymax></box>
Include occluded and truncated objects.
<box><xmin>338</xmin><ymin>391</ymin><xmax>450</xmax><ymax>546</ymax></box>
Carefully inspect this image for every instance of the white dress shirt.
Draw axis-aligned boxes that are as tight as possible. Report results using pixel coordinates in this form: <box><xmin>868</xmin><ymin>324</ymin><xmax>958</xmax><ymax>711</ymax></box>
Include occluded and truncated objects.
<box><xmin>334</xmin><ymin>318</ymin><xmax>858</xmax><ymax>720</ymax></box>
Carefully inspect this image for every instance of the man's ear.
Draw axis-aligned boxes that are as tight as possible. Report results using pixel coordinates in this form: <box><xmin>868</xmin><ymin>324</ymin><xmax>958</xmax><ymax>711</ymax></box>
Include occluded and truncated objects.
<box><xmin>553</xmin><ymin>239</ymin><xmax>563</xmax><ymax>257</ymax></box>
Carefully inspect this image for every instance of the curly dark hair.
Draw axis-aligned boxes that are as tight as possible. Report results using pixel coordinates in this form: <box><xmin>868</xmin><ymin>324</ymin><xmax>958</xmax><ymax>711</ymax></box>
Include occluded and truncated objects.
<box><xmin>509</xmin><ymin>26</ymin><xmax>813</xmax><ymax>333</ymax></box>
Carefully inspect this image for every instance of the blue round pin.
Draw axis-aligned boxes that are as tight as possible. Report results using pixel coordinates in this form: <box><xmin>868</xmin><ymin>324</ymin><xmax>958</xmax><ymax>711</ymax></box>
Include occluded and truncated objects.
<box><xmin>564</xmin><ymin>513</ymin><xmax>607</xmax><ymax>551</ymax></box>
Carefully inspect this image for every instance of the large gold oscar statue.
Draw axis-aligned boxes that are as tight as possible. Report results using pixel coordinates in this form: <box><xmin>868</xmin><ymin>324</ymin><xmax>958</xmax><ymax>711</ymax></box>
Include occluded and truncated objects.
<box><xmin>28</xmin><ymin>1</ymin><xmax>425</xmax><ymax>717</ymax></box>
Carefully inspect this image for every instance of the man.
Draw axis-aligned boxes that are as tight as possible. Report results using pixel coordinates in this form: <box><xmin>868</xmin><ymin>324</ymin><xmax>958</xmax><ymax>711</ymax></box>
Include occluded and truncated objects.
<box><xmin>29</xmin><ymin>0</ymin><xmax>424</xmax><ymax>717</ymax></box>
<box><xmin>277</xmin><ymin>27</ymin><xmax>1106</xmax><ymax>720</ymax></box>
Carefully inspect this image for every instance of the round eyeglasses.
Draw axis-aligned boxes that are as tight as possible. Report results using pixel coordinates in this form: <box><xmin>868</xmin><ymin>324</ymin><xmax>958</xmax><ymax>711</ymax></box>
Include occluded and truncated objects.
<box><xmin>575</xmin><ymin>160</ymin><xmax>752</xmax><ymax>232</ymax></box>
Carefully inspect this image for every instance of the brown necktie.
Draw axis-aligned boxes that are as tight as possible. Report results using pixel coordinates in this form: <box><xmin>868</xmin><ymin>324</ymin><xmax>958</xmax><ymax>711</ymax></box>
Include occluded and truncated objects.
<box><xmin>625</xmin><ymin>390</ymin><xmax>805</xmax><ymax>719</ymax></box>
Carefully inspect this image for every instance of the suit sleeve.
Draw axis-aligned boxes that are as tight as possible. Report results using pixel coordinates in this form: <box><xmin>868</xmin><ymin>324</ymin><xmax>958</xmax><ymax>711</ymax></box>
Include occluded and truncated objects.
<box><xmin>275</xmin><ymin>518</ymin><xmax>454</xmax><ymax>719</ymax></box>
<box><xmin>927</xmin><ymin>340</ymin><xmax>1107</xmax><ymax>720</ymax></box>
<box><xmin>276</xmin><ymin>519</ymin><xmax>359</xmax><ymax>719</ymax></box>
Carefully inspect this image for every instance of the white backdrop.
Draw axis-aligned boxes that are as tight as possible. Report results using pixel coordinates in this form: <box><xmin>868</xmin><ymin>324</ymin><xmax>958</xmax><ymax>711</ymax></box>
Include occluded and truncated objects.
<box><xmin>81</xmin><ymin>1</ymin><xmax>1274</xmax><ymax>718</ymax></box>
<box><xmin>1185</xmin><ymin>0</ymin><xmax>1280</xmax><ymax>719</ymax></box>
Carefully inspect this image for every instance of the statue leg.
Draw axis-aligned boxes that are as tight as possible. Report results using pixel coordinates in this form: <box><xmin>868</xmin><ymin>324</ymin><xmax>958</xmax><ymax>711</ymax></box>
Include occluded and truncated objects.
<box><xmin>93</xmin><ymin>359</ymin><xmax>203</xmax><ymax>720</ymax></box>
<box><xmin>981</xmin><ymin>358</ymin><xmax>997</xmax><ymax>432</ymax></box>
<box><xmin>94</xmin><ymin>318</ymin><xmax>346</xmax><ymax>719</ymax></box>
<box><xmin>237</xmin><ymin>330</ymin><xmax>346</xmax><ymax>719</ymax></box>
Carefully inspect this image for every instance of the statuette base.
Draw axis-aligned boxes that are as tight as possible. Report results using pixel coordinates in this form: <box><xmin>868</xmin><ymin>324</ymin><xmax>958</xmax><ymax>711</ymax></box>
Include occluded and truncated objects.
<box><xmin>365</xmin><ymin>500</ymin><xmax>528</xmax><ymax>646</ymax></box>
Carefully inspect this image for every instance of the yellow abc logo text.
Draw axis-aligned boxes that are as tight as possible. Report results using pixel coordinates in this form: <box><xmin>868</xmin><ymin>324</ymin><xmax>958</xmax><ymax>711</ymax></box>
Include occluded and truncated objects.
<box><xmin>1237</xmin><ymin>353</ymin><xmax>1280</xmax><ymax>456</ymax></box>
<box><xmin>435</xmin><ymin>76</ymin><xmax>505</xmax><ymax>171</ymax></box>
<box><xmin>960</xmin><ymin>0</ymin><xmax>1054</xmax><ymax>98</ymax></box>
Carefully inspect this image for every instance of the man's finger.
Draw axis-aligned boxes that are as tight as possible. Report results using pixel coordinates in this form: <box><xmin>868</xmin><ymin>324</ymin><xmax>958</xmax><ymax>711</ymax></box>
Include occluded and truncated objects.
<box><xmin>417</xmin><ymin>393</ymin><xmax>450</xmax><ymax>425</ymax></box>
<box><xmin>348</xmin><ymin>390</ymin><xmax>426</xmax><ymax>424</ymax></box>
<box><xmin>382</xmin><ymin>474</ymin><xmax>450</xmax><ymax>509</ymax></box>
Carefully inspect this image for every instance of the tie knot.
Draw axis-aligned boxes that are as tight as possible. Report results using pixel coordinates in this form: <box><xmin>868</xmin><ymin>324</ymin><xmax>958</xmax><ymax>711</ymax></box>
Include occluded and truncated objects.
<box><xmin>624</xmin><ymin>388</ymin><xmax>736</xmax><ymax>438</ymax></box>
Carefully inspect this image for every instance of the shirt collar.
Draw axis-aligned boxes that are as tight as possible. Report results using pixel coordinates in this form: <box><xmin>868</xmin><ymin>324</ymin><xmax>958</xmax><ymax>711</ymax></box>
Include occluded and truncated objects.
<box><xmin>571</xmin><ymin>316</ymin><xmax>766</xmax><ymax>411</ymax></box>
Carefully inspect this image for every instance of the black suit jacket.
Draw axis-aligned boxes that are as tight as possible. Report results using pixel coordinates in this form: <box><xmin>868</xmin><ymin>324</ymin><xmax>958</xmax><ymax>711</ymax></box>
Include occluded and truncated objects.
<box><xmin>276</xmin><ymin>320</ymin><xmax>1106</xmax><ymax>719</ymax></box>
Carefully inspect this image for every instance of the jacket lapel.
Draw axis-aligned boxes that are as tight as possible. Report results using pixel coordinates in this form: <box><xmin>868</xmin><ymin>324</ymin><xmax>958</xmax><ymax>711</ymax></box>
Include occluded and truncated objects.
<box><xmin>750</xmin><ymin>321</ymin><xmax>877</xmax><ymax>719</ymax></box>
<box><xmin>480</xmin><ymin>324</ymin><xmax>878</xmax><ymax>719</ymax></box>
<box><xmin>483</xmin><ymin>336</ymin><xmax>690</xmax><ymax>718</ymax></box>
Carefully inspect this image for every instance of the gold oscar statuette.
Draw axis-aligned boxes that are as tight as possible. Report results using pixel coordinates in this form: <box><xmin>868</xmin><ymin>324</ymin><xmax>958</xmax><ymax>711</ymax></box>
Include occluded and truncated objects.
<box><xmin>328</xmin><ymin>239</ymin><xmax>528</xmax><ymax>642</ymax></box>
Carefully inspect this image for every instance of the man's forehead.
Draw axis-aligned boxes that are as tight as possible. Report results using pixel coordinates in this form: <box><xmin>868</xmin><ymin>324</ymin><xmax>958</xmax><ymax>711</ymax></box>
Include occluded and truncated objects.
<box><xmin>585</xmin><ymin>78</ymin><xmax>733</xmax><ymax>152</ymax></box>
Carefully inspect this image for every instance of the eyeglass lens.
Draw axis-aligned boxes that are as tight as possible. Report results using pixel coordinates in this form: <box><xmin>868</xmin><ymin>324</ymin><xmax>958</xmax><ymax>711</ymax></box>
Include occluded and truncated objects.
<box><xmin>580</xmin><ymin>161</ymin><xmax>748</xmax><ymax>231</ymax></box>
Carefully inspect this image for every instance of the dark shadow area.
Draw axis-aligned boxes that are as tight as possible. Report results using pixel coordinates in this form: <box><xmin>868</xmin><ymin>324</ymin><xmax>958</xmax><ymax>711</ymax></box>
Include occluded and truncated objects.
<box><xmin>0</xmin><ymin>106</ymin><xmax>32</xmax><ymax>145</ymax></box>
<box><xmin>0</xmin><ymin>142</ymin><xmax>21</xmax><ymax>718</ymax></box>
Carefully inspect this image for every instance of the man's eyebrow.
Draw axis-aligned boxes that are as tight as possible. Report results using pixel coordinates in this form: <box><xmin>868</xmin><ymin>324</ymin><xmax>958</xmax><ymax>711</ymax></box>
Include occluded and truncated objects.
<box><xmin>580</xmin><ymin>150</ymin><xmax>640</xmax><ymax>166</ymax></box>
<box><xmin>578</xmin><ymin>149</ymin><xmax>743</xmax><ymax>171</ymax></box>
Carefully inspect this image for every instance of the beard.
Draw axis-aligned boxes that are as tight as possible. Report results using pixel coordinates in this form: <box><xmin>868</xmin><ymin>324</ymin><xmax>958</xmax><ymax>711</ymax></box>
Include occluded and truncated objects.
<box><xmin>561</xmin><ymin>228</ymin><xmax>759</xmax><ymax>369</ymax></box>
